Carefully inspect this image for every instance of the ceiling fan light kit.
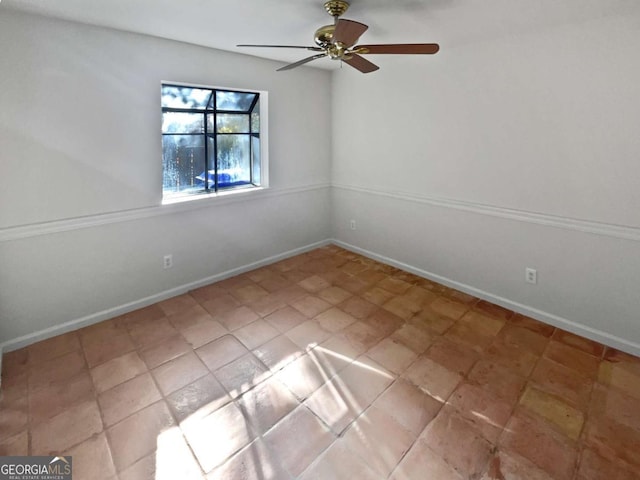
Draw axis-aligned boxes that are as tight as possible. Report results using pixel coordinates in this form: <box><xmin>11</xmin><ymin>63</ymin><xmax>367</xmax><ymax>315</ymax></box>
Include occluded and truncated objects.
<box><xmin>237</xmin><ymin>0</ymin><xmax>439</xmax><ymax>73</ymax></box>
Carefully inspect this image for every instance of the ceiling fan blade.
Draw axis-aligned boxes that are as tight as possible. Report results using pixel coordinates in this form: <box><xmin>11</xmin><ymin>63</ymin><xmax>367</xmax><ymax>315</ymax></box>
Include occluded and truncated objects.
<box><xmin>277</xmin><ymin>53</ymin><xmax>328</xmax><ymax>71</ymax></box>
<box><xmin>355</xmin><ymin>43</ymin><xmax>440</xmax><ymax>55</ymax></box>
<box><xmin>343</xmin><ymin>54</ymin><xmax>379</xmax><ymax>74</ymax></box>
<box><xmin>333</xmin><ymin>19</ymin><xmax>369</xmax><ymax>47</ymax></box>
<box><xmin>238</xmin><ymin>44</ymin><xmax>324</xmax><ymax>51</ymax></box>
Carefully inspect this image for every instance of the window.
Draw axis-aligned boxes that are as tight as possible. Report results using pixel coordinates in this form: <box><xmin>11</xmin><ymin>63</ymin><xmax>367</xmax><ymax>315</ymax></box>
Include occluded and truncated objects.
<box><xmin>161</xmin><ymin>84</ymin><xmax>265</xmax><ymax>201</ymax></box>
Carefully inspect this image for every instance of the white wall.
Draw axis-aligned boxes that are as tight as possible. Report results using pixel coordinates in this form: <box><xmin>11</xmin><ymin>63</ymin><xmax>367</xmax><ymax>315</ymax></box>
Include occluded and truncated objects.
<box><xmin>331</xmin><ymin>12</ymin><xmax>640</xmax><ymax>353</ymax></box>
<box><xmin>3</xmin><ymin>7</ymin><xmax>640</xmax><ymax>355</ymax></box>
<box><xmin>0</xmin><ymin>11</ymin><xmax>332</xmax><ymax>347</ymax></box>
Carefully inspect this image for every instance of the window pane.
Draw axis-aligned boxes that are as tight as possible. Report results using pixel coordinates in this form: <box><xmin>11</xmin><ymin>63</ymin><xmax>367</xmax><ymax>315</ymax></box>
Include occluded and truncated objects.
<box><xmin>162</xmin><ymin>135</ymin><xmax>205</xmax><ymax>196</ymax></box>
<box><xmin>216</xmin><ymin>91</ymin><xmax>256</xmax><ymax>111</ymax></box>
<box><xmin>251</xmin><ymin>99</ymin><xmax>260</xmax><ymax>133</ymax></box>
<box><xmin>162</xmin><ymin>112</ymin><xmax>204</xmax><ymax>134</ymax></box>
<box><xmin>251</xmin><ymin>136</ymin><xmax>261</xmax><ymax>186</ymax></box>
<box><xmin>161</xmin><ymin>86</ymin><xmax>211</xmax><ymax>109</ymax></box>
<box><xmin>217</xmin><ymin>134</ymin><xmax>250</xmax><ymax>187</ymax></box>
<box><xmin>217</xmin><ymin>114</ymin><xmax>249</xmax><ymax>133</ymax></box>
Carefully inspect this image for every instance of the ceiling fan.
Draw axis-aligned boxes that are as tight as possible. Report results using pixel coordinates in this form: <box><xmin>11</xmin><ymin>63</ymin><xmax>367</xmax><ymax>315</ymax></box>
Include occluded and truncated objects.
<box><xmin>237</xmin><ymin>0</ymin><xmax>439</xmax><ymax>73</ymax></box>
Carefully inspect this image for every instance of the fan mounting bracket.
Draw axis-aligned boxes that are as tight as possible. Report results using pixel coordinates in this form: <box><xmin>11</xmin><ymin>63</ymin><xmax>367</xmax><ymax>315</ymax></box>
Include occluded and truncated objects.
<box><xmin>324</xmin><ymin>0</ymin><xmax>350</xmax><ymax>18</ymax></box>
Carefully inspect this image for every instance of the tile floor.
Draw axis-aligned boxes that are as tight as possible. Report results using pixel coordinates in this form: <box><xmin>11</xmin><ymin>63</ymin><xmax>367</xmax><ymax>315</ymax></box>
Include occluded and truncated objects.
<box><xmin>1</xmin><ymin>245</ymin><xmax>640</xmax><ymax>479</ymax></box>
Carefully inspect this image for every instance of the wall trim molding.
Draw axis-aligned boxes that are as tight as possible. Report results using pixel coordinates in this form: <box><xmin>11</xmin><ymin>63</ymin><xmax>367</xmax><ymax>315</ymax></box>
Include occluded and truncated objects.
<box><xmin>332</xmin><ymin>183</ymin><xmax>640</xmax><ymax>242</ymax></box>
<box><xmin>6</xmin><ymin>182</ymin><xmax>638</xmax><ymax>243</ymax></box>
<box><xmin>0</xmin><ymin>183</ymin><xmax>331</xmax><ymax>242</ymax></box>
<box><xmin>0</xmin><ymin>239</ymin><xmax>332</xmax><ymax>353</ymax></box>
<box><xmin>333</xmin><ymin>239</ymin><xmax>640</xmax><ymax>357</ymax></box>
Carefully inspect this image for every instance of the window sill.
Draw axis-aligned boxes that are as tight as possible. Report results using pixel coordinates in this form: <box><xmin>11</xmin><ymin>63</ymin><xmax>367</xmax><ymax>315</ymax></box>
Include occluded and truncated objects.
<box><xmin>161</xmin><ymin>185</ymin><xmax>266</xmax><ymax>207</ymax></box>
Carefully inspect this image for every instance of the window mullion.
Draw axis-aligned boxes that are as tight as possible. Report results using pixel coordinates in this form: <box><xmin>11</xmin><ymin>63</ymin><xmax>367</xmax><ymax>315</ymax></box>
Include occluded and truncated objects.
<box><xmin>213</xmin><ymin>90</ymin><xmax>218</xmax><ymax>193</ymax></box>
<box><xmin>203</xmin><ymin>110</ymin><xmax>209</xmax><ymax>193</ymax></box>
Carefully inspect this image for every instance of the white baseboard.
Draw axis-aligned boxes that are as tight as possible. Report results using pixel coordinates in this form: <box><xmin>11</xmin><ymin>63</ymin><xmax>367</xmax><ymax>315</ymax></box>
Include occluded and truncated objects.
<box><xmin>4</xmin><ymin>236</ymin><xmax>638</xmax><ymax>359</ymax></box>
<box><xmin>0</xmin><ymin>239</ymin><xmax>332</xmax><ymax>353</ymax></box>
<box><xmin>333</xmin><ymin>239</ymin><xmax>640</xmax><ymax>358</ymax></box>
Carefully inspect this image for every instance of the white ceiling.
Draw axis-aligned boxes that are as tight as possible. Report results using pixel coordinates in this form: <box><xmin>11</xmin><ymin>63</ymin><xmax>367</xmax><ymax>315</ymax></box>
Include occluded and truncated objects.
<box><xmin>2</xmin><ymin>0</ymin><xmax>638</xmax><ymax>70</ymax></box>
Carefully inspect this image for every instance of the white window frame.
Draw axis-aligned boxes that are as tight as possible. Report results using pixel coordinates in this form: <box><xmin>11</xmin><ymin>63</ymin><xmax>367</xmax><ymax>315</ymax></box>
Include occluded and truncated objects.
<box><xmin>160</xmin><ymin>81</ymin><xmax>269</xmax><ymax>206</ymax></box>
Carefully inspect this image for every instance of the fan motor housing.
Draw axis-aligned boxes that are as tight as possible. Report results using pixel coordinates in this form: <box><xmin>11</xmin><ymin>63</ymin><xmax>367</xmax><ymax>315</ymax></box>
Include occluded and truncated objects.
<box><xmin>314</xmin><ymin>24</ymin><xmax>335</xmax><ymax>47</ymax></box>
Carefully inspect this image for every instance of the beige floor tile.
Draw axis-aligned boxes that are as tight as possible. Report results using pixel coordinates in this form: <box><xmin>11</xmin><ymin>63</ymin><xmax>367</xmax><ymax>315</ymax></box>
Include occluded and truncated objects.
<box><xmin>180</xmin><ymin>319</ymin><xmax>228</xmax><ymax>349</ymax></box>
<box><xmin>206</xmin><ymin>439</ymin><xmax>290</xmax><ymax>480</ymax></box>
<box><xmin>67</xmin><ymin>433</ymin><xmax>117</xmax><ymax>480</ymax></box>
<box><xmin>158</xmin><ymin>293</ymin><xmax>199</xmax><ymax>316</ymax></box>
<box><xmin>262</xmin><ymin>406</ymin><xmax>334</xmax><ymax>477</ymax></box>
<box><xmin>285</xmin><ymin>320</ymin><xmax>332</xmax><ymax>350</ymax></box>
<box><xmin>391</xmin><ymin>324</ymin><xmax>434</xmax><ymax>354</ymax></box>
<box><xmin>367</xmin><ymin>338</ymin><xmax>417</xmax><ymax>374</ymax></box>
<box><xmin>520</xmin><ymin>386</ymin><xmax>585</xmax><ymax>440</ymax></box>
<box><xmin>275</xmin><ymin>353</ymin><xmax>333</xmax><ymax>401</ymax></box>
<box><xmin>500</xmin><ymin>410</ymin><xmax>578</xmax><ymax>479</ymax></box>
<box><xmin>28</xmin><ymin>350</ymin><xmax>87</xmax><ymax>392</ymax></box>
<box><xmin>530</xmin><ymin>357</ymin><xmax>593</xmax><ymax>410</ymax></box>
<box><xmin>252</xmin><ymin>335</ymin><xmax>304</xmax><ymax>372</ymax></box>
<box><xmin>83</xmin><ymin>332</ymin><xmax>136</xmax><ymax>368</ymax></box>
<box><xmin>237</xmin><ymin>377</ymin><xmax>299</xmax><ymax>435</ymax></box>
<box><xmin>30</xmin><ymin>371</ymin><xmax>94</xmax><ymax>425</ymax></box>
<box><xmin>374</xmin><ymin>378</ymin><xmax>442</xmax><ymax>437</ymax></box>
<box><xmin>196</xmin><ymin>334</ymin><xmax>248</xmax><ymax>371</ymax></box>
<box><xmin>217</xmin><ymin>306</ymin><xmax>260</xmax><ymax>332</ymax></box>
<box><xmin>201</xmin><ymin>294</ymin><xmax>241</xmax><ymax>318</ymax></box>
<box><xmin>32</xmin><ymin>399</ymin><xmax>103</xmax><ymax>455</ymax></box>
<box><xmin>420</xmin><ymin>408</ymin><xmax>494</xmax><ymax>479</ymax></box>
<box><xmin>182</xmin><ymin>401</ymin><xmax>255</xmax><ymax>473</ymax></box>
<box><xmin>0</xmin><ymin>430</ymin><xmax>28</xmax><ymax>456</ymax></box>
<box><xmin>425</xmin><ymin>337</ymin><xmax>479</xmax><ymax>376</ymax></box>
<box><xmin>91</xmin><ymin>351</ymin><xmax>148</xmax><ymax>394</ymax></box>
<box><xmin>138</xmin><ymin>334</ymin><xmax>192</xmax><ymax>369</ymax></box>
<box><xmin>391</xmin><ymin>438</ymin><xmax>463</xmax><ymax>480</ymax></box>
<box><xmin>152</xmin><ymin>352</ymin><xmax>208</xmax><ymax>396</ymax></box>
<box><xmin>480</xmin><ymin>451</ymin><xmax>555</xmax><ymax>480</ymax></box>
<box><xmin>428</xmin><ymin>297</ymin><xmax>469</xmax><ymax>320</ymax></box>
<box><xmin>337</xmin><ymin>296</ymin><xmax>379</xmax><ymax>320</ymax></box>
<box><xmin>317</xmin><ymin>286</ymin><xmax>352</xmax><ymax>305</ymax></box>
<box><xmin>467</xmin><ymin>360</ymin><xmax>527</xmax><ymax>405</ymax></box>
<box><xmin>304</xmin><ymin>377</ymin><xmax>365</xmax><ymax>435</ymax></box>
<box><xmin>403</xmin><ymin>356</ymin><xmax>462</xmax><ymax>402</ymax></box>
<box><xmin>545</xmin><ymin>341</ymin><xmax>600</xmax><ymax>378</ymax></box>
<box><xmin>99</xmin><ymin>372</ymin><xmax>162</xmax><ymax>426</ymax></box>
<box><xmin>299</xmin><ymin>439</ymin><xmax>381</xmax><ymax>480</ymax></box>
<box><xmin>0</xmin><ymin>396</ymin><xmax>28</xmax><ymax>442</ymax></box>
<box><xmin>214</xmin><ymin>353</ymin><xmax>270</xmax><ymax>398</ymax></box>
<box><xmin>128</xmin><ymin>318</ymin><xmax>178</xmax><ymax>349</ymax></box>
<box><xmin>264</xmin><ymin>306</ymin><xmax>308</xmax><ymax>334</ymax></box>
<box><xmin>341</xmin><ymin>406</ymin><xmax>414</xmax><ymax>477</ymax></box>
<box><xmin>166</xmin><ymin>374</ymin><xmax>231</xmax><ymax>423</ymax></box>
<box><xmin>314</xmin><ymin>307</ymin><xmax>357</xmax><ymax>333</ymax></box>
<box><xmin>28</xmin><ymin>332</ymin><xmax>81</xmax><ymax>365</ymax></box>
<box><xmin>447</xmin><ymin>382</ymin><xmax>514</xmax><ymax>443</ymax></box>
<box><xmin>233</xmin><ymin>319</ymin><xmax>279</xmax><ymax>350</ymax></box>
<box><xmin>107</xmin><ymin>401</ymin><xmax>176</xmax><ymax>472</ymax></box>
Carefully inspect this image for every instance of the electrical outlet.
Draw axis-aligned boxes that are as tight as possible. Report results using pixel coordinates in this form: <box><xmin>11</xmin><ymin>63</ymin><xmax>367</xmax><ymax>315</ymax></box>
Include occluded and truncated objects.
<box><xmin>163</xmin><ymin>254</ymin><xmax>173</xmax><ymax>269</ymax></box>
<box><xmin>350</xmin><ymin>219</ymin><xmax>356</xmax><ymax>230</ymax></box>
<box><xmin>525</xmin><ymin>267</ymin><xmax>537</xmax><ymax>284</ymax></box>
